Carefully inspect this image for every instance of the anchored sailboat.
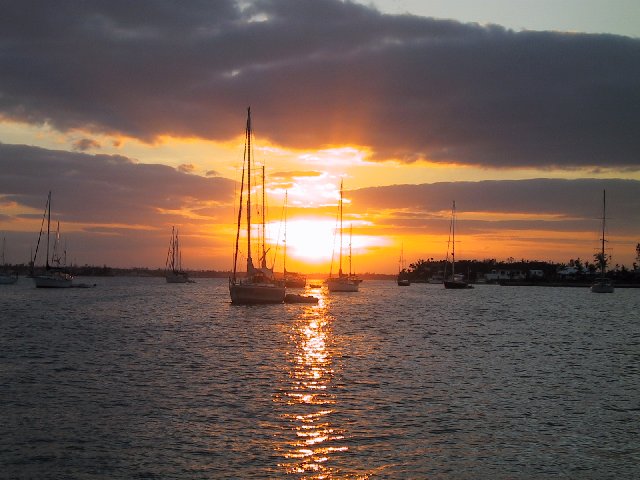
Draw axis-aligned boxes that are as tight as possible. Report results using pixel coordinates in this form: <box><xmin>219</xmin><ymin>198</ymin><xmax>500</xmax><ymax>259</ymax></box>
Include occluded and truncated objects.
<box><xmin>327</xmin><ymin>181</ymin><xmax>361</xmax><ymax>292</ymax></box>
<box><xmin>165</xmin><ymin>226</ymin><xmax>191</xmax><ymax>283</ymax></box>
<box><xmin>397</xmin><ymin>242</ymin><xmax>410</xmax><ymax>286</ymax></box>
<box><xmin>229</xmin><ymin>107</ymin><xmax>285</xmax><ymax>304</ymax></box>
<box><xmin>591</xmin><ymin>190</ymin><xmax>614</xmax><ymax>293</ymax></box>
<box><xmin>444</xmin><ymin>200</ymin><xmax>472</xmax><ymax>289</ymax></box>
<box><xmin>32</xmin><ymin>191</ymin><xmax>73</xmax><ymax>288</ymax></box>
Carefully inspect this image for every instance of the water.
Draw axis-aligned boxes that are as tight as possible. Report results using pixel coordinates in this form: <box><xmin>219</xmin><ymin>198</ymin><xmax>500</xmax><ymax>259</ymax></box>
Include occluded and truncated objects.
<box><xmin>1</xmin><ymin>277</ymin><xmax>639</xmax><ymax>479</ymax></box>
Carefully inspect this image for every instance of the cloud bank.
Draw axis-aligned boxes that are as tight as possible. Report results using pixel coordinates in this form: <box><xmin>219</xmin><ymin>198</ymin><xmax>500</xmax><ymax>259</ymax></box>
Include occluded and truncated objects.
<box><xmin>2</xmin><ymin>143</ymin><xmax>638</xmax><ymax>268</ymax></box>
<box><xmin>1</xmin><ymin>0</ymin><xmax>638</xmax><ymax>169</ymax></box>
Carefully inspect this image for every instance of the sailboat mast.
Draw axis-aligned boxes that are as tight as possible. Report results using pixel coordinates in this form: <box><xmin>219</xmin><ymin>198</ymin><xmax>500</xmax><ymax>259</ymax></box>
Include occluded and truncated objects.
<box><xmin>284</xmin><ymin>191</ymin><xmax>288</xmax><ymax>274</ymax></box>
<box><xmin>601</xmin><ymin>189</ymin><xmax>606</xmax><ymax>275</ymax></box>
<box><xmin>451</xmin><ymin>201</ymin><xmax>456</xmax><ymax>277</ymax></box>
<box><xmin>339</xmin><ymin>180</ymin><xmax>343</xmax><ymax>276</ymax></box>
<box><xmin>176</xmin><ymin>228</ymin><xmax>180</xmax><ymax>272</ymax></box>
<box><xmin>45</xmin><ymin>191</ymin><xmax>51</xmax><ymax>270</ymax></box>
<box><xmin>246</xmin><ymin>107</ymin><xmax>252</xmax><ymax>272</ymax></box>
<box><xmin>349</xmin><ymin>224</ymin><xmax>353</xmax><ymax>276</ymax></box>
<box><xmin>262</xmin><ymin>164</ymin><xmax>266</xmax><ymax>268</ymax></box>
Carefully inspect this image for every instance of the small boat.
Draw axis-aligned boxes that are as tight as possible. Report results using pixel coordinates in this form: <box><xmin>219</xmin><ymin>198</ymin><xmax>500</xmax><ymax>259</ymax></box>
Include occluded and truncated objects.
<box><xmin>443</xmin><ymin>201</ymin><xmax>473</xmax><ymax>289</ymax></box>
<box><xmin>327</xmin><ymin>182</ymin><xmax>361</xmax><ymax>292</ymax></box>
<box><xmin>0</xmin><ymin>236</ymin><xmax>18</xmax><ymax>285</ymax></box>
<box><xmin>397</xmin><ymin>242</ymin><xmax>410</xmax><ymax>286</ymax></box>
<box><xmin>32</xmin><ymin>192</ymin><xmax>73</xmax><ymax>288</ymax></box>
<box><xmin>229</xmin><ymin>108</ymin><xmax>285</xmax><ymax>304</ymax></box>
<box><xmin>591</xmin><ymin>190</ymin><xmax>614</xmax><ymax>293</ymax></box>
<box><xmin>165</xmin><ymin>226</ymin><xmax>192</xmax><ymax>283</ymax></box>
<box><xmin>284</xmin><ymin>293</ymin><xmax>319</xmax><ymax>304</ymax></box>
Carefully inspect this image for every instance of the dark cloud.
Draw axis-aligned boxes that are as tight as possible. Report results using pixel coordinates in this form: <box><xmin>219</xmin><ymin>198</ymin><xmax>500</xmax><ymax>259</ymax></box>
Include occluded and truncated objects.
<box><xmin>72</xmin><ymin>138</ymin><xmax>101</xmax><ymax>151</ymax></box>
<box><xmin>1</xmin><ymin>0</ymin><xmax>638</xmax><ymax>169</ymax></box>
<box><xmin>349</xmin><ymin>178</ymin><xmax>640</xmax><ymax>236</ymax></box>
<box><xmin>0</xmin><ymin>143</ymin><xmax>235</xmax><ymax>226</ymax></box>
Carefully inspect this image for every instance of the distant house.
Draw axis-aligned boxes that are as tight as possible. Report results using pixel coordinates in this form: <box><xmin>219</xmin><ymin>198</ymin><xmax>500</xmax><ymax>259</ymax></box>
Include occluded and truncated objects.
<box><xmin>529</xmin><ymin>270</ymin><xmax>544</xmax><ymax>278</ymax></box>
<box><xmin>557</xmin><ymin>266</ymin><xmax>579</xmax><ymax>278</ymax></box>
<box><xmin>484</xmin><ymin>269</ymin><xmax>526</xmax><ymax>283</ymax></box>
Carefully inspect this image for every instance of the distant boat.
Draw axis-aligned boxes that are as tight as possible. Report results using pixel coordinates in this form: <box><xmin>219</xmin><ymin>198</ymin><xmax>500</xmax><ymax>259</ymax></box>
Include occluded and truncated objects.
<box><xmin>32</xmin><ymin>191</ymin><xmax>73</xmax><ymax>288</ymax></box>
<box><xmin>165</xmin><ymin>226</ymin><xmax>192</xmax><ymax>283</ymax></box>
<box><xmin>229</xmin><ymin>107</ymin><xmax>285</xmax><ymax>304</ymax></box>
<box><xmin>443</xmin><ymin>200</ymin><xmax>472</xmax><ymax>289</ymax></box>
<box><xmin>591</xmin><ymin>190</ymin><xmax>614</xmax><ymax>293</ymax></box>
<box><xmin>0</xmin><ymin>236</ymin><xmax>18</xmax><ymax>284</ymax></box>
<box><xmin>284</xmin><ymin>293</ymin><xmax>319</xmax><ymax>304</ymax></box>
<box><xmin>397</xmin><ymin>242</ymin><xmax>410</xmax><ymax>286</ymax></box>
<box><xmin>327</xmin><ymin>181</ymin><xmax>361</xmax><ymax>292</ymax></box>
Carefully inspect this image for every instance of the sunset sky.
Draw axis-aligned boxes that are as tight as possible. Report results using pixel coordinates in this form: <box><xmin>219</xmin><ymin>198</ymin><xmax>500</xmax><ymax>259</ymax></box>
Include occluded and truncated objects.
<box><xmin>1</xmin><ymin>0</ymin><xmax>639</xmax><ymax>274</ymax></box>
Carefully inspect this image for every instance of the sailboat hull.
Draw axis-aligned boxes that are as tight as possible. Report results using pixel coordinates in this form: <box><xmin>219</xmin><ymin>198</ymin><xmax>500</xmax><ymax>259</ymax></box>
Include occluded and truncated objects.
<box><xmin>326</xmin><ymin>277</ymin><xmax>359</xmax><ymax>292</ymax></box>
<box><xmin>229</xmin><ymin>282</ymin><xmax>285</xmax><ymax>304</ymax></box>
<box><xmin>0</xmin><ymin>274</ymin><xmax>18</xmax><ymax>285</ymax></box>
<box><xmin>33</xmin><ymin>271</ymin><xmax>73</xmax><ymax>288</ymax></box>
<box><xmin>590</xmin><ymin>279</ymin><xmax>614</xmax><ymax>293</ymax></box>
<box><xmin>166</xmin><ymin>271</ymin><xmax>190</xmax><ymax>283</ymax></box>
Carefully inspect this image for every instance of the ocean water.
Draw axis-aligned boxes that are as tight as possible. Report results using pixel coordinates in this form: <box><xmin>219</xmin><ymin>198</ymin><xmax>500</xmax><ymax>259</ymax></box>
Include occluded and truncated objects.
<box><xmin>1</xmin><ymin>277</ymin><xmax>639</xmax><ymax>479</ymax></box>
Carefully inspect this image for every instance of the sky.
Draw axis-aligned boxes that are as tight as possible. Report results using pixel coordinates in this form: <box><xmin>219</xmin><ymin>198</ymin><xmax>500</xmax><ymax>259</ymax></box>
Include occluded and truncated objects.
<box><xmin>1</xmin><ymin>0</ymin><xmax>639</xmax><ymax>274</ymax></box>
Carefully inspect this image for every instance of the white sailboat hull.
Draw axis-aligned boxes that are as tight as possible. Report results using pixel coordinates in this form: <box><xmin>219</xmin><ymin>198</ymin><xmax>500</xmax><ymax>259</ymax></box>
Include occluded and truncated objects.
<box><xmin>326</xmin><ymin>277</ymin><xmax>360</xmax><ymax>292</ymax></box>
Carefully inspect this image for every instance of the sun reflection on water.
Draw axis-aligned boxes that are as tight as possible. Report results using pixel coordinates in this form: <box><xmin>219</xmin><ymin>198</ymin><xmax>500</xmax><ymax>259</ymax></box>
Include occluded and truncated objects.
<box><xmin>276</xmin><ymin>292</ymin><xmax>353</xmax><ymax>478</ymax></box>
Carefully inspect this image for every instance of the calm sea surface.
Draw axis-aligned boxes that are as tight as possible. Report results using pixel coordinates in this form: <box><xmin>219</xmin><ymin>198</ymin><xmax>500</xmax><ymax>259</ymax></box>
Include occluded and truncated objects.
<box><xmin>1</xmin><ymin>277</ymin><xmax>639</xmax><ymax>479</ymax></box>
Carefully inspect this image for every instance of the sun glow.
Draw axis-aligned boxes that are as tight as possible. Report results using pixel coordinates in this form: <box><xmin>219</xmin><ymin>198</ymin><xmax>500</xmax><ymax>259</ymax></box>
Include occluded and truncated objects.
<box><xmin>281</xmin><ymin>218</ymin><xmax>337</xmax><ymax>263</ymax></box>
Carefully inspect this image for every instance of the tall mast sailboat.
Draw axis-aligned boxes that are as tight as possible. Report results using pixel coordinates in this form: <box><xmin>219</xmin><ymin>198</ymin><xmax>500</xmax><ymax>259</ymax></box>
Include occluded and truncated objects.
<box><xmin>32</xmin><ymin>191</ymin><xmax>73</xmax><ymax>288</ymax></box>
<box><xmin>165</xmin><ymin>226</ymin><xmax>191</xmax><ymax>283</ymax></box>
<box><xmin>443</xmin><ymin>200</ymin><xmax>472</xmax><ymax>289</ymax></box>
<box><xmin>591</xmin><ymin>190</ymin><xmax>614</xmax><ymax>293</ymax></box>
<box><xmin>229</xmin><ymin>108</ymin><xmax>285</xmax><ymax>304</ymax></box>
<box><xmin>327</xmin><ymin>180</ymin><xmax>360</xmax><ymax>292</ymax></box>
<box><xmin>397</xmin><ymin>242</ymin><xmax>410</xmax><ymax>286</ymax></box>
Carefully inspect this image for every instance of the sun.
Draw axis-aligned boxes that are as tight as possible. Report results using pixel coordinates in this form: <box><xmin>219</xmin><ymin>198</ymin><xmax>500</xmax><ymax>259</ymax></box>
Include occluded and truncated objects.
<box><xmin>280</xmin><ymin>218</ymin><xmax>338</xmax><ymax>264</ymax></box>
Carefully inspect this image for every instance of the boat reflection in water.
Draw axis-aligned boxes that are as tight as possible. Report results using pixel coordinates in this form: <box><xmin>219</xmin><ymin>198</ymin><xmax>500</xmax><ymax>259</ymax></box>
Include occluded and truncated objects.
<box><xmin>276</xmin><ymin>295</ymin><xmax>349</xmax><ymax>477</ymax></box>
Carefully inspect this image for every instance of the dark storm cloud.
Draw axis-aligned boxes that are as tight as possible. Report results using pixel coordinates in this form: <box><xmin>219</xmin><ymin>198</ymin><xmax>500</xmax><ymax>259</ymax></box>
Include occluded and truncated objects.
<box><xmin>0</xmin><ymin>143</ymin><xmax>235</xmax><ymax>225</ymax></box>
<box><xmin>1</xmin><ymin>0</ymin><xmax>639</xmax><ymax>168</ymax></box>
<box><xmin>349</xmin><ymin>178</ymin><xmax>640</xmax><ymax>236</ymax></box>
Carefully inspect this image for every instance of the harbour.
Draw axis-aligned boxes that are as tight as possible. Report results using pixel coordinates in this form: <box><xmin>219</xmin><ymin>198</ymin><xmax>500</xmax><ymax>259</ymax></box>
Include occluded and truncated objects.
<box><xmin>2</xmin><ymin>277</ymin><xmax>638</xmax><ymax>478</ymax></box>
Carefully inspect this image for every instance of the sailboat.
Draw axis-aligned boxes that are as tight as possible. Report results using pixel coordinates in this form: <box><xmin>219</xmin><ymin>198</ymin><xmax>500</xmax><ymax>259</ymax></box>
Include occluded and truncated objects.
<box><xmin>591</xmin><ymin>190</ymin><xmax>614</xmax><ymax>293</ymax></box>
<box><xmin>165</xmin><ymin>226</ymin><xmax>191</xmax><ymax>283</ymax></box>
<box><xmin>32</xmin><ymin>191</ymin><xmax>73</xmax><ymax>288</ymax></box>
<box><xmin>0</xmin><ymin>236</ymin><xmax>18</xmax><ymax>284</ymax></box>
<box><xmin>443</xmin><ymin>200</ymin><xmax>472</xmax><ymax>289</ymax></box>
<box><xmin>327</xmin><ymin>181</ymin><xmax>361</xmax><ymax>292</ymax></box>
<box><xmin>397</xmin><ymin>242</ymin><xmax>410</xmax><ymax>286</ymax></box>
<box><xmin>229</xmin><ymin>107</ymin><xmax>286</xmax><ymax>304</ymax></box>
